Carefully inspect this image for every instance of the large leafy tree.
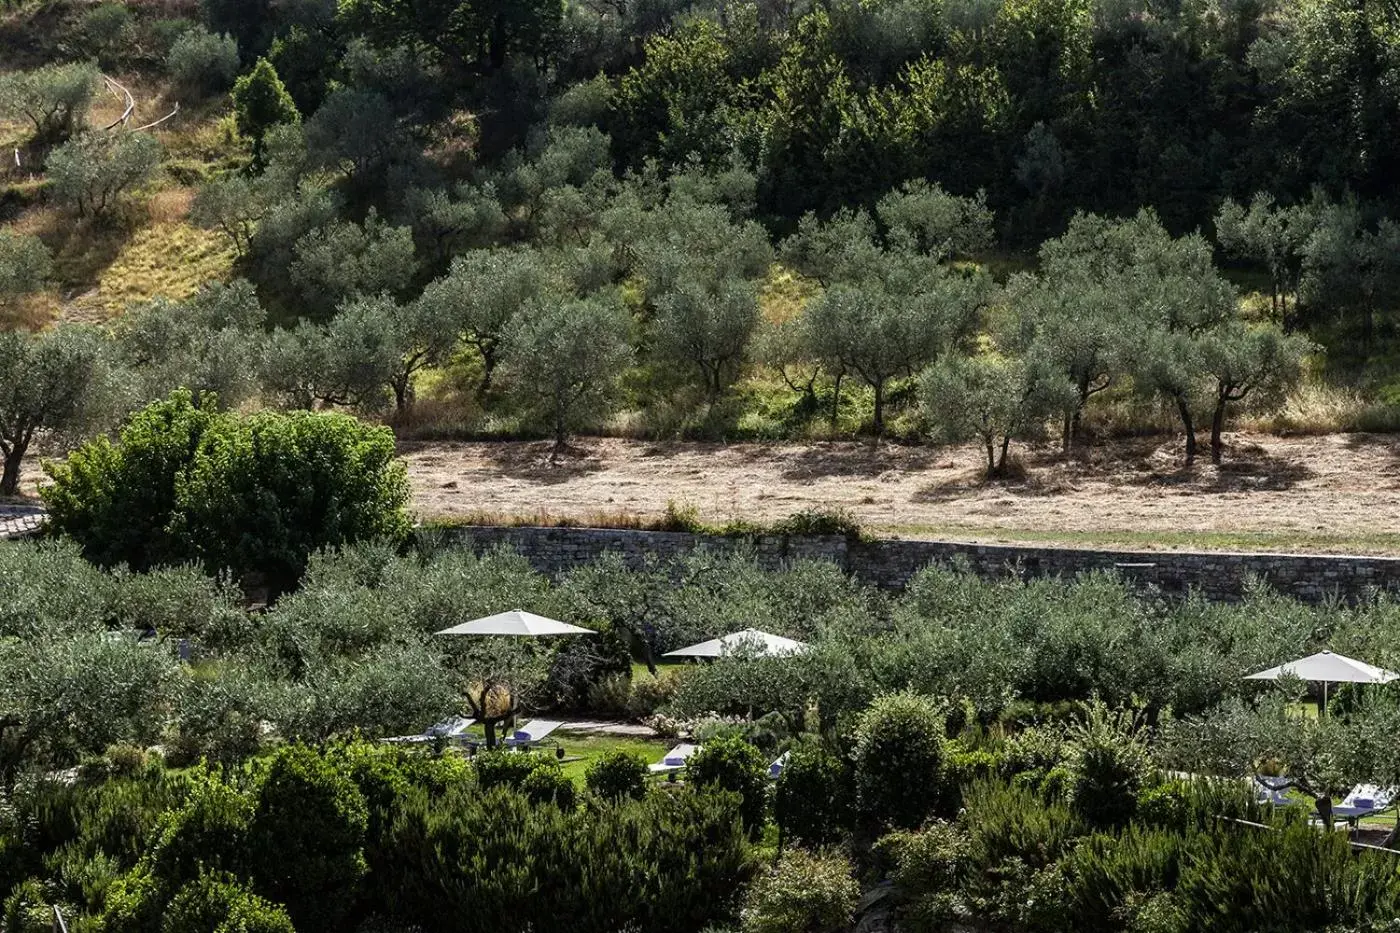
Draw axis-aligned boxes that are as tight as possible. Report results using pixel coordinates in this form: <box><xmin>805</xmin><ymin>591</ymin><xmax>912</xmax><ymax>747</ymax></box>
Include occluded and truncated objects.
<box><xmin>232</xmin><ymin>59</ymin><xmax>300</xmax><ymax>168</ymax></box>
<box><xmin>43</xmin><ymin>392</ymin><xmax>411</xmax><ymax>592</ymax></box>
<box><xmin>45</xmin><ymin>131</ymin><xmax>162</xmax><ymax>219</ymax></box>
<box><xmin>0</xmin><ymin>230</ymin><xmax>52</xmax><ymax>313</ymax></box>
<box><xmin>0</xmin><ymin>62</ymin><xmax>99</xmax><ymax>145</ymax></box>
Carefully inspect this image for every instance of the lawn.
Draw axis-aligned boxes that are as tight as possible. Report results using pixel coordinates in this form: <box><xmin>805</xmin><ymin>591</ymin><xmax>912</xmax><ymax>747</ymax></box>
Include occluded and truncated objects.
<box><xmin>554</xmin><ymin>731</ymin><xmax>672</xmax><ymax>786</ymax></box>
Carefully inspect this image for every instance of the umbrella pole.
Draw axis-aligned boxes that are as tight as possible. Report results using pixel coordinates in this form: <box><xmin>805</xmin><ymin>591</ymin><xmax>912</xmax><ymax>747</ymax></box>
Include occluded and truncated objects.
<box><xmin>1322</xmin><ymin>681</ymin><xmax>1328</xmax><ymax>718</ymax></box>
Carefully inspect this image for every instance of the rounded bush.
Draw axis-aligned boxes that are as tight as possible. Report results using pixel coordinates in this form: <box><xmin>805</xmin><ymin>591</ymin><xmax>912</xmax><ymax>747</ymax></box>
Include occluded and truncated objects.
<box><xmin>585</xmin><ymin>749</ymin><xmax>649</xmax><ymax>801</ymax></box>
<box><xmin>687</xmin><ymin>736</ymin><xmax>769</xmax><ymax>835</ymax></box>
<box><xmin>853</xmin><ymin>692</ymin><xmax>946</xmax><ymax>831</ymax></box>
<box><xmin>164</xmin><ymin>871</ymin><xmax>295</xmax><ymax>933</ymax></box>
<box><xmin>167</xmin><ymin>26</ymin><xmax>240</xmax><ymax>97</ymax></box>
<box><xmin>774</xmin><ymin>742</ymin><xmax>851</xmax><ymax>848</ymax></box>
<box><xmin>740</xmin><ymin>849</ymin><xmax>859</xmax><ymax>933</ymax></box>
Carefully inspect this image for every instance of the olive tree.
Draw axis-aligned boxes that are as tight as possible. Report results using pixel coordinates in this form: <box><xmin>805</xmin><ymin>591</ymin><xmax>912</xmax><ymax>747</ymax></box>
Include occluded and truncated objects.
<box><xmin>1199</xmin><ymin>321</ymin><xmax>1311</xmax><ymax>464</ymax></box>
<box><xmin>1215</xmin><ymin>192</ymin><xmax>1321</xmax><ymax>325</ymax></box>
<box><xmin>46</xmin><ymin>131</ymin><xmax>162</xmax><ymax>218</ymax></box>
<box><xmin>652</xmin><ymin>276</ymin><xmax>760</xmax><ymax>400</ymax></box>
<box><xmin>167</xmin><ymin>26</ymin><xmax>240</xmax><ymax>97</ymax></box>
<box><xmin>803</xmin><ymin>259</ymin><xmax>984</xmax><ymax>435</ymax></box>
<box><xmin>324</xmin><ymin>293</ymin><xmax>460</xmax><ymax>413</ymax></box>
<box><xmin>190</xmin><ymin>175</ymin><xmax>266</xmax><ymax>258</ymax></box>
<box><xmin>503</xmin><ymin>293</ymin><xmax>635</xmax><ymax>454</ymax></box>
<box><xmin>416</xmin><ymin>247</ymin><xmax>554</xmax><ymax>395</ymax></box>
<box><xmin>115</xmin><ymin>279</ymin><xmax>268</xmax><ymax>410</ymax></box>
<box><xmin>922</xmin><ymin>353</ymin><xmax>1072</xmax><ymax>477</ymax></box>
<box><xmin>0</xmin><ymin>325</ymin><xmax>111</xmax><ymax>496</ymax></box>
<box><xmin>289</xmin><ymin>212</ymin><xmax>418</xmax><ymax>319</ymax></box>
<box><xmin>0</xmin><ymin>62</ymin><xmax>99</xmax><ymax>145</ymax></box>
<box><xmin>0</xmin><ymin>230</ymin><xmax>52</xmax><ymax>310</ymax></box>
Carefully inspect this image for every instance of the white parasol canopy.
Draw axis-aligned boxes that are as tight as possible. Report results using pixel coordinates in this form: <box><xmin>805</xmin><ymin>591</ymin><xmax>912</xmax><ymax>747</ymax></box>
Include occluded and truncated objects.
<box><xmin>664</xmin><ymin>628</ymin><xmax>810</xmax><ymax>659</ymax></box>
<box><xmin>1244</xmin><ymin>650</ymin><xmax>1397</xmax><ymax>716</ymax></box>
<box><xmin>1244</xmin><ymin>651</ymin><xmax>1398</xmax><ymax>685</ymax></box>
<box><xmin>436</xmin><ymin>609</ymin><xmax>595</xmax><ymax>637</ymax></box>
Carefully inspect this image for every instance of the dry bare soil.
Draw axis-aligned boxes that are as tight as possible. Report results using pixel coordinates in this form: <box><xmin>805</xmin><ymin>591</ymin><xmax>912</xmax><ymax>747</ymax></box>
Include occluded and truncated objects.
<box><xmin>402</xmin><ymin>432</ymin><xmax>1400</xmax><ymax>555</ymax></box>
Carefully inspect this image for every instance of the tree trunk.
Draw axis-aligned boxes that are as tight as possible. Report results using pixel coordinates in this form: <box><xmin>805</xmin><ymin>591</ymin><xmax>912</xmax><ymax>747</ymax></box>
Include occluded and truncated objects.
<box><xmin>998</xmin><ymin>435</ymin><xmax>1012</xmax><ymax>474</ymax></box>
<box><xmin>1211</xmin><ymin>398</ymin><xmax>1227</xmax><ymax>465</ymax></box>
<box><xmin>984</xmin><ymin>435</ymin><xmax>996</xmax><ymax>477</ymax></box>
<box><xmin>478</xmin><ymin>344</ymin><xmax>498</xmax><ymax>397</ymax></box>
<box><xmin>393</xmin><ymin>375</ymin><xmax>410</xmax><ymax>414</ymax></box>
<box><xmin>552</xmin><ymin>410</ymin><xmax>567</xmax><ymax>461</ymax></box>
<box><xmin>1061</xmin><ymin>409</ymin><xmax>1073</xmax><ymax>456</ymax></box>
<box><xmin>872</xmin><ymin>379</ymin><xmax>885</xmax><ymax>436</ymax></box>
<box><xmin>1314</xmin><ymin>794</ymin><xmax>1334</xmax><ymax>831</ymax></box>
<box><xmin>1175</xmin><ymin>393</ymin><xmax>1197</xmax><ymax>466</ymax></box>
<box><xmin>829</xmin><ymin>372</ymin><xmax>843</xmax><ymax>429</ymax></box>
<box><xmin>0</xmin><ymin>443</ymin><xmax>25</xmax><ymax>497</ymax></box>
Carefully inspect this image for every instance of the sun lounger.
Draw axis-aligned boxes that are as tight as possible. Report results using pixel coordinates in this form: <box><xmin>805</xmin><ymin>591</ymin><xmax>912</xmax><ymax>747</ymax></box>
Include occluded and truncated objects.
<box><xmin>649</xmin><ymin>743</ymin><xmax>700</xmax><ymax>774</ymax></box>
<box><xmin>1332</xmin><ymin>784</ymin><xmax>1398</xmax><ymax>822</ymax></box>
<box><xmin>769</xmin><ymin>751</ymin><xmax>789</xmax><ymax>779</ymax></box>
<box><xmin>382</xmin><ymin>716</ymin><xmax>475</xmax><ymax>745</ymax></box>
<box><xmin>504</xmin><ymin>720</ymin><xmax>565</xmax><ymax>748</ymax></box>
<box><xmin>1253</xmin><ymin>775</ymin><xmax>1298</xmax><ymax>808</ymax></box>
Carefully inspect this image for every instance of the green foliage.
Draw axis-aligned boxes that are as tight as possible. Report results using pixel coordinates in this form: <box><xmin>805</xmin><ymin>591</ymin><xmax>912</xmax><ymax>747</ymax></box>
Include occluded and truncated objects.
<box><xmin>0</xmin><ymin>63</ymin><xmax>99</xmax><ymax>144</ymax></box>
<box><xmin>46</xmin><ymin>132</ymin><xmax>162</xmax><ymax>218</ymax></box>
<box><xmin>1064</xmin><ymin>701</ymin><xmax>1152</xmax><ymax>829</ymax></box>
<box><xmin>166</xmin><ymin>27</ymin><xmax>240</xmax><ymax>98</ymax></box>
<box><xmin>232</xmin><ymin>59</ymin><xmax>300</xmax><ymax>165</ymax></box>
<box><xmin>739</xmin><ymin>848</ymin><xmax>859</xmax><ymax>933</ymax></box>
<box><xmin>502</xmin><ymin>292</ymin><xmax>635</xmax><ymax>449</ymax></box>
<box><xmin>773</xmin><ymin>742</ymin><xmax>852</xmax><ymax>849</ymax></box>
<box><xmin>873</xmin><ymin>822</ymin><xmax>971</xmax><ymax>933</ymax></box>
<box><xmin>163</xmin><ymin>871</ymin><xmax>295</xmax><ymax>933</ymax></box>
<box><xmin>0</xmin><ymin>229</ymin><xmax>52</xmax><ymax>307</ymax></box>
<box><xmin>0</xmin><ymin>324</ymin><xmax>111</xmax><ymax>495</ymax></box>
<box><xmin>383</xmin><ymin>781</ymin><xmax>750</xmax><ymax>933</ymax></box>
<box><xmin>44</xmin><ymin>391</ymin><xmax>411</xmax><ymax>588</ymax></box>
<box><xmin>585</xmin><ymin>749</ymin><xmax>649</xmax><ymax>802</ymax></box>
<box><xmin>77</xmin><ymin>4</ymin><xmax>134</xmax><ymax>68</ymax></box>
<box><xmin>687</xmin><ymin>736</ymin><xmax>771</xmax><ymax>836</ymax></box>
<box><xmin>853</xmin><ymin>692</ymin><xmax>946</xmax><ymax>832</ymax></box>
<box><xmin>248</xmin><ymin>745</ymin><xmax>368</xmax><ymax>933</ymax></box>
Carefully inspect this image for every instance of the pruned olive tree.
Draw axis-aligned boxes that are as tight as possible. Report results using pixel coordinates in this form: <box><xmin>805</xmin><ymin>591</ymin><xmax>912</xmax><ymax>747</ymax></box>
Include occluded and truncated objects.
<box><xmin>0</xmin><ymin>230</ymin><xmax>52</xmax><ymax>312</ymax></box>
<box><xmin>922</xmin><ymin>353</ymin><xmax>1073</xmax><ymax>477</ymax></box>
<box><xmin>46</xmin><ymin>131</ymin><xmax>162</xmax><ymax>219</ymax></box>
<box><xmin>1198</xmin><ymin>321</ymin><xmax>1311</xmax><ymax>464</ymax></box>
<box><xmin>0</xmin><ymin>62</ymin><xmax>100</xmax><ymax>145</ymax></box>
<box><xmin>652</xmin><ymin>276</ymin><xmax>760</xmax><ymax>400</ymax></box>
<box><xmin>0</xmin><ymin>325</ymin><xmax>113</xmax><ymax>496</ymax></box>
<box><xmin>502</xmin><ymin>292</ymin><xmax>635</xmax><ymax>455</ymax></box>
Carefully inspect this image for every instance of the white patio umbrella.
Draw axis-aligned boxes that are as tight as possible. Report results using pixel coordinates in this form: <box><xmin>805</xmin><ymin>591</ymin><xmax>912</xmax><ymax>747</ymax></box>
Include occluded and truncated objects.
<box><xmin>435</xmin><ymin>609</ymin><xmax>596</xmax><ymax>637</ymax></box>
<box><xmin>436</xmin><ymin>610</ymin><xmax>594</xmax><ymax>746</ymax></box>
<box><xmin>1244</xmin><ymin>650</ymin><xmax>1398</xmax><ymax>715</ymax></box>
<box><xmin>664</xmin><ymin>628</ymin><xmax>810</xmax><ymax>659</ymax></box>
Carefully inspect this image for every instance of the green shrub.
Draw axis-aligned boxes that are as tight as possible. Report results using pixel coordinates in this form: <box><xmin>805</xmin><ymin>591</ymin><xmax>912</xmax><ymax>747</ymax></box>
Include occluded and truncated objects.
<box><xmin>853</xmin><ymin>693</ymin><xmax>946</xmax><ymax>832</ymax></box>
<box><xmin>44</xmin><ymin>391</ymin><xmax>412</xmax><ymax>592</ymax></box>
<box><xmin>961</xmin><ymin>779</ymin><xmax>1078</xmax><ymax>872</ymax></box>
<box><xmin>163</xmin><ymin>871</ymin><xmax>295</xmax><ymax>933</ymax></box>
<box><xmin>769</xmin><ymin>508</ymin><xmax>863</xmax><ymax>540</ymax></box>
<box><xmin>248</xmin><ymin>745</ymin><xmax>368</xmax><ymax>933</ymax></box>
<box><xmin>148</xmin><ymin>774</ymin><xmax>254</xmax><ymax>892</ymax></box>
<box><xmin>166</xmin><ymin>27</ymin><xmax>240</xmax><ymax>97</ymax></box>
<box><xmin>1</xmin><ymin>878</ymin><xmax>50</xmax><ymax>933</ymax></box>
<box><xmin>1064</xmin><ymin>702</ymin><xmax>1152</xmax><ymax>829</ymax></box>
<box><xmin>1057</xmin><ymin>826</ymin><xmax>1186</xmax><ymax>933</ymax></box>
<box><xmin>740</xmin><ymin>849</ymin><xmax>859</xmax><ymax>933</ymax></box>
<box><xmin>585</xmin><ymin>750</ymin><xmax>649</xmax><ymax>801</ymax></box>
<box><xmin>688</xmin><ymin>737</ymin><xmax>770</xmax><ymax>836</ymax></box>
<box><xmin>873</xmin><ymin>822</ymin><xmax>970</xmax><ymax>933</ymax></box>
<box><xmin>383</xmin><ymin>782</ymin><xmax>750</xmax><ymax>933</ymax></box>
<box><xmin>773</xmin><ymin>742</ymin><xmax>852</xmax><ymax>848</ymax></box>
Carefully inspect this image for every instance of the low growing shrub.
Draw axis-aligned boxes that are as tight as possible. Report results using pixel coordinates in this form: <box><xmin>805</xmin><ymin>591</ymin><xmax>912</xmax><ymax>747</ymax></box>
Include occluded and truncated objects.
<box><xmin>164</xmin><ymin>871</ymin><xmax>295</xmax><ymax>933</ymax></box>
<box><xmin>740</xmin><ymin>849</ymin><xmax>859</xmax><ymax>933</ymax></box>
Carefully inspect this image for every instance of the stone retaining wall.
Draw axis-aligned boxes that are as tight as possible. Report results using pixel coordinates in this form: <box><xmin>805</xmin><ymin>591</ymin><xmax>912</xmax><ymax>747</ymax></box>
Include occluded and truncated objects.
<box><xmin>439</xmin><ymin>525</ymin><xmax>1400</xmax><ymax>603</ymax></box>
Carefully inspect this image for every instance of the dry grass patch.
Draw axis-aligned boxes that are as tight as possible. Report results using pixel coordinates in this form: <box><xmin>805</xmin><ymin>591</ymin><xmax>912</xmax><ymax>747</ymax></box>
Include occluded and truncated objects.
<box><xmin>68</xmin><ymin>218</ymin><xmax>234</xmax><ymax>318</ymax></box>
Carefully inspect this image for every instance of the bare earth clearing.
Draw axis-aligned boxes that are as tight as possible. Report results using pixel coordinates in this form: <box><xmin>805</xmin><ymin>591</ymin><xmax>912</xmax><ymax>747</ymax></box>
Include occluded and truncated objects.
<box><xmin>402</xmin><ymin>433</ymin><xmax>1400</xmax><ymax>555</ymax></box>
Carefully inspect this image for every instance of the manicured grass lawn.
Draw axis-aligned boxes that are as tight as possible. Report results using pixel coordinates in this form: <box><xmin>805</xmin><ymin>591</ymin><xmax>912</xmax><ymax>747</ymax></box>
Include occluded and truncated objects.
<box><xmin>555</xmin><ymin>731</ymin><xmax>672</xmax><ymax>786</ymax></box>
